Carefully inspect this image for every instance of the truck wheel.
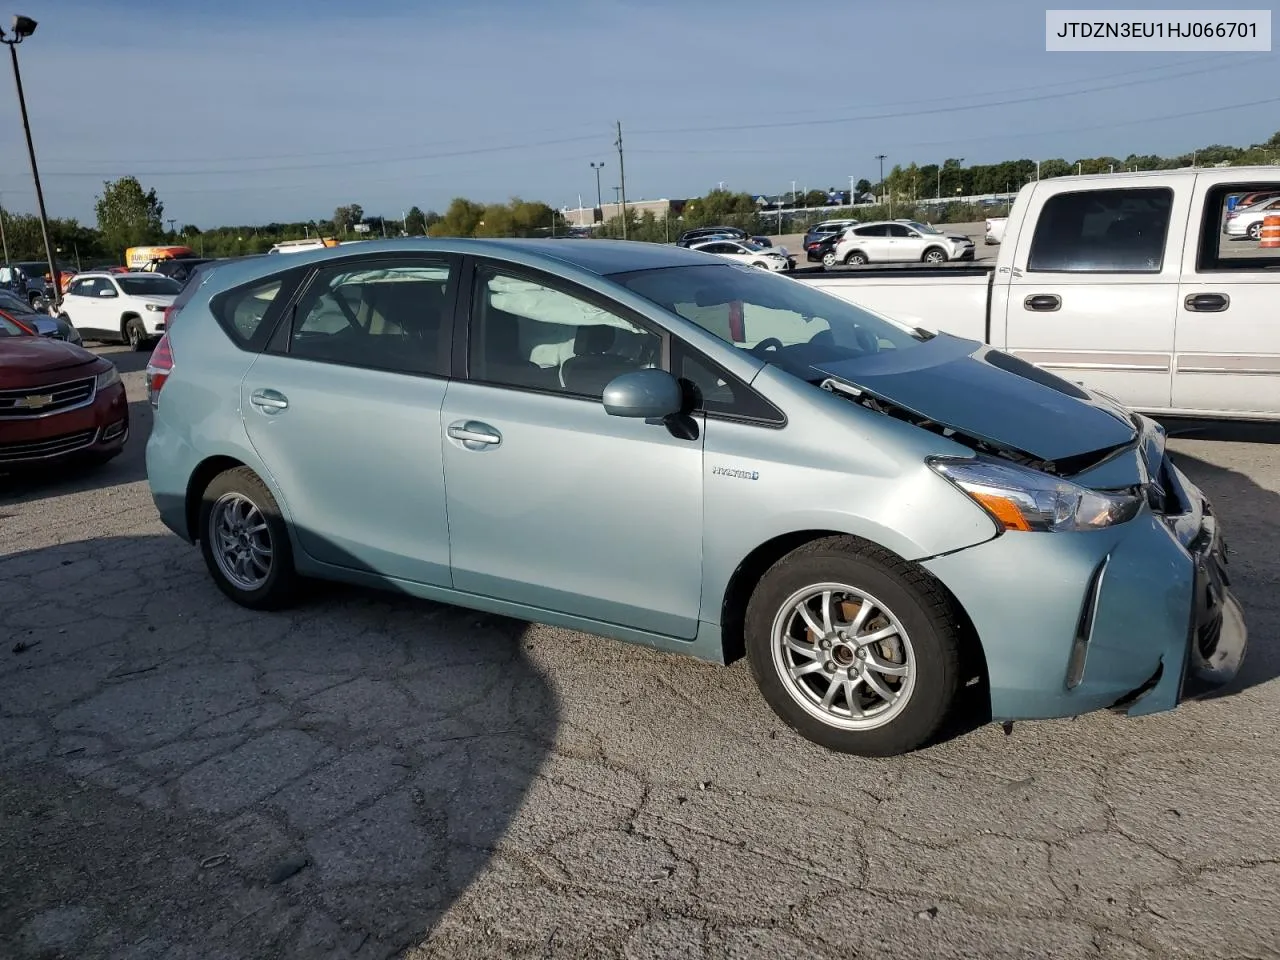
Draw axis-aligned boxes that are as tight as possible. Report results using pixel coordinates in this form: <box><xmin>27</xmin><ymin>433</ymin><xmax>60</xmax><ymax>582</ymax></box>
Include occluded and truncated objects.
<box><xmin>922</xmin><ymin>247</ymin><xmax>949</xmax><ymax>264</ymax></box>
<box><xmin>844</xmin><ymin>251</ymin><xmax>868</xmax><ymax>266</ymax></box>
<box><xmin>744</xmin><ymin>536</ymin><xmax>961</xmax><ymax>757</ymax></box>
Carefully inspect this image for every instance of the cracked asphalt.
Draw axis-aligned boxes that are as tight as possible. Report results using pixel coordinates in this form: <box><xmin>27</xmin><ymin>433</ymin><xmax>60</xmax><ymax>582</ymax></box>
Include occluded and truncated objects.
<box><xmin>2</xmin><ymin>345</ymin><xmax>1279</xmax><ymax>960</ymax></box>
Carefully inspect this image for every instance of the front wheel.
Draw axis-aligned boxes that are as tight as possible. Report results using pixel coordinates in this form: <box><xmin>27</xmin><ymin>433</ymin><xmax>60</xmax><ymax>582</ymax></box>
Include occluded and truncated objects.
<box><xmin>125</xmin><ymin>318</ymin><xmax>148</xmax><ymax>351</ymax></box>
<box><xmin>751</xmin><ymin>261</ymin><xmax>771</xmax><ymax>270</ymax></box>
<box><xmin>745</xmin><ymin>537</ymin><xmax>961</xmax><ymax>756</ymax></box>
<box><xmin>922</xmin><ymin>247</ymin><xmax>949</xmax><ymax>264</ymax></box>
<box><xmin>198</xmin><ymin>466</ymin><xmax>300</xmax><ymax>610</ymax></box>
<box><xmin>1248</xmin><ymin>221</ymin><xmax>1263</xmax><ymax>241</ymax></box>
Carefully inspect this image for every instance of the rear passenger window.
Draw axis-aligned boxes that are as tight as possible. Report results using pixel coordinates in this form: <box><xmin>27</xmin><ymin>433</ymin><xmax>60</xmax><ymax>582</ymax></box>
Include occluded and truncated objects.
<box><xmin>1196</xmin><ymin>182</ymin><xmax>1280</xmax><ymax>272</ymax></box>
<box><xmin>1028</xmin><ymin>187</ymin><xmax>1172</xmax><ymax>273</ymax></box>
<box><xmin>212</xmin><ymin>275</ymin><xmax>291</xmax><ymax>347</ymax></box>
<box><xmin>288</xmin><ymin>260</ymin><xmax>453</xmax><ymax>376</ymax></box>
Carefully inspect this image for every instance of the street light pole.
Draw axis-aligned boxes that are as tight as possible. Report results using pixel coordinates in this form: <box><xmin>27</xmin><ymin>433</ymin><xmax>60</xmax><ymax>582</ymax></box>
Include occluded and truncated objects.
<box><xmin>590</xmin><ymin>161</ymin><xmax>604</xmax><ymax>213</ymax></box>
<box><xmin>2</xmin><ymin>16</ymin><xmax>59</xmax><ymax>310</ymax></box>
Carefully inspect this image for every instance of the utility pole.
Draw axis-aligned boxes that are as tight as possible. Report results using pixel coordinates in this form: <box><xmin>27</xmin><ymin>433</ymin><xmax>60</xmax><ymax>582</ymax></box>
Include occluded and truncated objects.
<box><xmin>0</xmin><ymin>192</ymin><xmax>8</xmax><ymax>264</ymax></box>
<box><xmin>848</xmin><ymin>175</ymin><xmax>855</xmax><ymax>212</ymax></box>
<box><xmin>590</xmin><ymin>161</ymin><xmax>605</xmax><ymax>216</ymax></box>
<box><xmin>615</xmin><ymin>121</ymin><xmax>628</xmax><ymax>240</ymax></box>
<box><xmin>167</xmin><ymin>217</ymin><xmax>176</xmax><ymax>236</ymax></box>
<box><xmin>875</xmin><ymin>154</ymin><xmax>887</xmax><ymax>207</ymax></box>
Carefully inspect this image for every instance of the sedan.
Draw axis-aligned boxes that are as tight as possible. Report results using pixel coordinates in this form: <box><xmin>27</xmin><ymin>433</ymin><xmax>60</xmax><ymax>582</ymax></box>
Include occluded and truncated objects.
<box><xmin>0</xmin><ymin>312</ymin><xmax>129</xmax><ymax>470</ymax></box>
<box><xmin>688</xmin><ymin>239</ymin><xmax>795</xmax><ymax>271</ymax></box>
<box><xmin>145</xmin><ymin>238</ymin><xmax>1246</xmax><ymax>756</ymax></box>
<box><xmin>1224</xmin><ymin>196</ymin><xmax>1280</xmax><ymax>240</ymax></box>
<box><xmin>0</xmin><ymin>290</ymin><xmax>83</xmax><ymax>345</ymax></box>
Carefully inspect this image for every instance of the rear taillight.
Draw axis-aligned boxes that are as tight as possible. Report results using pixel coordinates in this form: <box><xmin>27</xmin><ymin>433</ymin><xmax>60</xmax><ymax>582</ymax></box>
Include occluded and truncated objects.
<box><xmin>145</xmin><ymin>333</ymin><xmax>174</xmax><ymax>408</ymax></box>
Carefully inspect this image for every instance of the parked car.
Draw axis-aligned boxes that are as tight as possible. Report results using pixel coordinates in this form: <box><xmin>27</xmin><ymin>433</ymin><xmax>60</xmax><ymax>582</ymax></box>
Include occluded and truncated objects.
<box><xmin>0</xmin><ymin>290</ymin><xmax>82</xmax><ymax>345</ymax></box>
<box><xmin>145</xmin><ymin>237</ymin><xmax>1245</xmax><ymax>757</ymax></box>
<box><xmin>803</xmin><ymin>219</ymin><xmax>859</xmax><ymax>250</ymax></box>
<box><xmin>794</xmin><ymin>166</ymin><xmax>1280</xmax><ymax>420</ymax></box>
<box><xmin>0</xmin><ymin>312</ymin><xmax>129</xmax><ymax>470</ymax></box>
<box><xmin>676</xmin><ymin>226</ymin><xmax>748</xmax><ymax>248</ymax></box>
<box><xmin>59</xmin><ymin>271</ymin><xmax>181</xmax><ymax>350</ymax></box>
<box><xmin>0</xmin><ymin>260</ymin><xmax>55</xmax><ymax>308</ymax></box>
<box><xmin>689</xmin><ymin>238</ymin><xmax>795</xmax><ymax>271</ymax></box>
<box><xmin>834</xmin><ymin>221</ymin><xmax>976</xmax><ymax>265</ymax></box>
<box><xmin>805</xmin><ymin>231</ymin><xmax>850</xmax><ymax>267</ymax></box>
<box><xmin>1224</xmin><ymin>196</ymin><xmax>1280</xmax><ymax>240</ymax></box>
<box><xmin>143</xmin><ymin>256</ymin><xmax>215</xmax><ymax>285</ymax></box>
<box><xmin>984</xmin><ymin>217</ymin><xmax>1007</xmax><ymax>244</ymax></box>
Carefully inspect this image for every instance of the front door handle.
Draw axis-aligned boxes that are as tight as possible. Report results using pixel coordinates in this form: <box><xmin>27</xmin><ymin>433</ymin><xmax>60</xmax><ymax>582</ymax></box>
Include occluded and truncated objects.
<box><xmin>447</xmin><ymin>420</ymin><xmax>502</xmax><ymax>450</ymax></box>
<box><xmin>250</xmin><ymin>388</ymin><xmax>289</xmax><ymax>414</ymax></box>
<box><xmin>1184</xmin><ymin>292</ymin><xmax>1230</xmax><ymax>313</ymax></box>
<box><xmin>1024</xmin><ymin>294</ymin><xmax>1062</xmax><ymax>312</ymax></box>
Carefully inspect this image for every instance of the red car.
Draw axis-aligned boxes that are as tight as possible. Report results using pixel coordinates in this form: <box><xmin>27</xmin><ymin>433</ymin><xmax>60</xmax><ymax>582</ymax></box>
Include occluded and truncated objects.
<box><xmin>0</xmin><ymin>313</ymin><xmax>129</xmax><ymax>470</ymax></box>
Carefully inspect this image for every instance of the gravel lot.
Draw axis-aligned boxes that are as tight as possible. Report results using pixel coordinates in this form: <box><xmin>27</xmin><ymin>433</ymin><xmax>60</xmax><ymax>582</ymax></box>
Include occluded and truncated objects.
<box><xmin>2</xmin><ymin>345</ymin><xmax>1279</xmax><ymax>960</ymax></box>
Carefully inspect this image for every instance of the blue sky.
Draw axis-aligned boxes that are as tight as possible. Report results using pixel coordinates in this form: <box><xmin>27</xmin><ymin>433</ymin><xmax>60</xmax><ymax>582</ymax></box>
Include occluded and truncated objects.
<box><xmin>0</xmin><ymin>0</ymin><xmax>1275</xmax><ymax>227</ymax></box>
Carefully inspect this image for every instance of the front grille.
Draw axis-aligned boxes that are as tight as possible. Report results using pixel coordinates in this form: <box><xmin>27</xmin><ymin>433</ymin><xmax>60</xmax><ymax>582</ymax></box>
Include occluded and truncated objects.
<box><xmin>0</xmin><ymin>428</ymin><xmax>97</xmax><ymax>463</ymax></box>
<box><xmin>0</xmin><ymin>376</ymin><xmax>96</xmax><ymax>419</ymax></box>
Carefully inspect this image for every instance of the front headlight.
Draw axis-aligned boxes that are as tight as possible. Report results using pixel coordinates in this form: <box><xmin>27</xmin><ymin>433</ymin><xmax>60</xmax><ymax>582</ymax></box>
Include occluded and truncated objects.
<box><xmin>145</xmin><ymin>303</ymin><xmax>166</xmax><ymax>312</ymax></box>
<box><xmin>930</xmin><ymin>456</ymin><xmax>1142</xmax><ymax>532</ymax></box>
<box><xmin>96</xmin><ymin>365</ymin><xmax>121</xmax><ymax>390</ymax></box>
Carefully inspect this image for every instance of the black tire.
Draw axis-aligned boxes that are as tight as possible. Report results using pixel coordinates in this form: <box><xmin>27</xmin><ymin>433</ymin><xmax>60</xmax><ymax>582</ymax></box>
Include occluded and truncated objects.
<box><xmin>1247</xmin><ymin>222</ymin><xmax>1262</xmax><ymax>241</ymax></box>
<box><xmin>751</xmin><ymin>261</ymin><xmax>771</xmax><ymax>270</ymax></box>
<box><xmin>124</xmin><ymin>317</ymin><xmax>148</xmax><ymax>351</ymax></box>
<box><xmin>198</xmin><ymin>466</ymin><xmax>299</xmax><ymax>611</ymax></box>
<box><xmin>843</xmin><ymin>250</ymin><xmax>868</xmax><ymax>266</ymax></box>
<box><xmin>744</xmin><ymin>536</ymin><xmax>962</xmax><ymax>757</ymax></box>
<box><xmin>922</xmin><ymin>247</ymin><xmax>948</xmax><ymax>264</ymax></box>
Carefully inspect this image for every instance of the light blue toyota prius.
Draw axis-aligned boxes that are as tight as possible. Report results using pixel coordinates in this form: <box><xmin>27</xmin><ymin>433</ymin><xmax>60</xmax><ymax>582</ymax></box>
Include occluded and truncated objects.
<box><xmin>144</xmin><ymin>238</ymin><xmax>1247</xmax><ymax>756</ymax></box>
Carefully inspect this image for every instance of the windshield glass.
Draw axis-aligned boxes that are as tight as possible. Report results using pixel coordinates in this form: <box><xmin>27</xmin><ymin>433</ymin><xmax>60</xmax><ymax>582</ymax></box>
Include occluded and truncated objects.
<box><xmin>907</xmin><ymin>221</ymin><xmax>941</xmax><ymax>234</ymax></box>
<box><xmin>612</xmin><ymin>263</ymin><xmax>927</xmax><ymax>380</ymax></box>
<box><xmin>0</xmin><ymin>291</ymin><xmax>36</xmax><ymax>314</ymax></box>
<box><xmin>117</xmin><ymin>275</ymin><xmax>181</xmax><ymax>296</ymax></box>
<box><xmin>0</xmin><ymin>314</ymin><xmax>29</xmax><ymax>337</ymax></box>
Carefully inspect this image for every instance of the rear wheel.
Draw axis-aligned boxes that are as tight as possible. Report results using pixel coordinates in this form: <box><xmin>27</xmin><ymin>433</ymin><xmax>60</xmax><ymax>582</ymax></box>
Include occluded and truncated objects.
<box><xmin>822</xmin><ymin>251</ymin><xmax>838</xmax><ymax>268</ymax></box>
<box><xmin>843</xmin><ymin>251</ymin><xmax>868</xmax><ymax>266</ymax></box>
<box><xmin>922</xmin><ymin>247</ymin><xmax>948</xmax><ymax>264</ymax></box>
<box><xmin>198</xmin><ymin>466</ymin><xmax>299</xmax><ymax>610</ymax></box>
<box><xmin>745</xmin><ymin>537</ymin><xmax>961</xmax><ymax>756</ymax></box>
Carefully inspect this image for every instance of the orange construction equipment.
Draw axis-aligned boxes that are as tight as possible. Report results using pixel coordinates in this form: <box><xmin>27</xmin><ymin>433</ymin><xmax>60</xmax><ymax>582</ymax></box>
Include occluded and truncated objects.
<box><xmin>1261</xmin><ymin>214</ymin><xmax>1280</xmax><ymax>249</ymax></box>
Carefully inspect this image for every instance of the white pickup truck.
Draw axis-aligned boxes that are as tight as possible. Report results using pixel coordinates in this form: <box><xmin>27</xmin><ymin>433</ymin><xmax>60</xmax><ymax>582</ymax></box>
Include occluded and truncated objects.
<box><xmin>793</xmin><ymin>166</ymin><xmax>1280</xmax><ymax>421</ymax></box>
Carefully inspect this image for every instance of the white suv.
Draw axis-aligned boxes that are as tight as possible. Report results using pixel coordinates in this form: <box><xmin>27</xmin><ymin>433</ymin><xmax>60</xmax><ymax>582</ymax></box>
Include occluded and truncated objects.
<box><xmin>60</xmin><ymin>271</ymin><xmax>181</xmax><ymax>350</ymax></box>
<box><xmin>835</xmin><ymin>220</ymin><xmax>975</xmax><ymax>266</ymax></box>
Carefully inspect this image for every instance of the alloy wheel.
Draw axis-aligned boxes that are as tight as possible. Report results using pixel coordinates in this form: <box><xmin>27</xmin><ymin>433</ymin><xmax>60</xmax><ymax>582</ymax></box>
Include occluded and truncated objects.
<box><xmin>210</xmin><ymin>492</ymin><xmax>274</xmax><ymax>590</ymax></box>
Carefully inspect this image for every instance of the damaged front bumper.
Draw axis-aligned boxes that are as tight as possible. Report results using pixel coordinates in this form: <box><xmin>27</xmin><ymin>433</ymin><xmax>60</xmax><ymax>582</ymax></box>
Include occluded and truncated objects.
<box><xmin>919</xmin><ymin>455</ymin><xmax>1248</xmax><ymax>722</ymax></box>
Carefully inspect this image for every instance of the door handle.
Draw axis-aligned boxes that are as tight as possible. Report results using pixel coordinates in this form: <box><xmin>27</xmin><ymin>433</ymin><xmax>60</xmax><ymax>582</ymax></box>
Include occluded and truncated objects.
<box><xmin>1184</xmin><ymin>292</ymin><xmax>1230</xmax><ymax>313</ymax></box>
<box><xmin>250</xmin><ymin>388</ymin><xmax>289</xmax><ymax>414</ymax></box>
<box><xmin>447</xmin><ymin>420</ymin><xmax>502</xmax><ymax>450</ymax></box>
<box><xmin>1024</xmin><ymin>294</ymin><xmax>1062</xmax><ymax>312</ymax></box>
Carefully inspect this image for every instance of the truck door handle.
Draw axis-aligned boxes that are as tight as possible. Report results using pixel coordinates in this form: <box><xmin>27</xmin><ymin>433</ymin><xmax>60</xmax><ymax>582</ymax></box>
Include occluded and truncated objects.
<box><xmin>250</xmin><ymin>388</ymin><xmax>289</xmax><ymax>414</ymax></box>
<box><xmin>1184</xmin><ymin>292</ymin><xmax>1230</xmax><ymax>313</ymax></box>
<box><xmin>1024</xmin><ymin>294</ymin><xmax>1061</xmax><ymax>312</ymax></box>
<box><xmin>447</xmin><ymin>420</ymin><xmax>502</xmax><ymax>450</ymax></box>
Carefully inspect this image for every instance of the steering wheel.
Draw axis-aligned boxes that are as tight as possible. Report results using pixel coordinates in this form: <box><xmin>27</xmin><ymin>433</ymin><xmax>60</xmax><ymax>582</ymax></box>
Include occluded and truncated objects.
<box><xmin>751</xmin><ymin>337</ymin><xmax>785</xmax><ymax>356</ymax></box>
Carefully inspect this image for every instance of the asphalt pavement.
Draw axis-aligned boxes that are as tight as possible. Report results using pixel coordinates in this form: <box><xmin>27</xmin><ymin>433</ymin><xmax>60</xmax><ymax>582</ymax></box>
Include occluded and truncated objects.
<box><xmin>2</xmin><ymin>346</ymin><xmax>1279</xmax><ymax>959</ymax></box>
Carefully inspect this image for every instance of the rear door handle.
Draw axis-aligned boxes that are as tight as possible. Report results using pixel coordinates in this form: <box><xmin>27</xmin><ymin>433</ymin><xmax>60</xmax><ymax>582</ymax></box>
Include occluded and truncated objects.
<box><xmin>1184</xmin><ymin>292</ymin><xmax>1230</xmax><ymax>313</ymax></box>
<box><xmin>250</xmin><ymin>388</ymin><xmax>289</xmax><ymax>414</ymax></box>
<box><xmin>447</xmin><ymin>420</ymin><xmax>502</xmax><ymax>450</ymax></box>
<box><xmin>1024</xmin><ymin>294</ymin><xmax>1062</xmax><ymax>312</ymax></box>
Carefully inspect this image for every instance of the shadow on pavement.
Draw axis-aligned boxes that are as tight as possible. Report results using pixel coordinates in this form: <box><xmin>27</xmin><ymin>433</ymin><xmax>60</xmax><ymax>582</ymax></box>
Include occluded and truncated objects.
<box><xmin>1167</xmin><ymin>448</ymin><xmax>1279</xmax><ymax>698</ymax></box>
<box><xmin>0</xmin><ymin>533</ymin><xmax>557</xmax><ymax>959</ymax></box>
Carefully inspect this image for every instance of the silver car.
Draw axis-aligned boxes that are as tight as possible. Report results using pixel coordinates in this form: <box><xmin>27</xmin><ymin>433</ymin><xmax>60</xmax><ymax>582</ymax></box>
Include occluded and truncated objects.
<box><xmin>145</xmin><ymin>239</ymin><xmax>1245</xmax><ymax>756</ymax></box>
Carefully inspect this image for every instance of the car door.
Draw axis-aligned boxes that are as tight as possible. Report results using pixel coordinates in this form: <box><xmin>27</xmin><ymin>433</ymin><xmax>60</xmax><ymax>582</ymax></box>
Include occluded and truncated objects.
<box><xmin>239</xmin><ymin>255</ymin><xmax>458</xmax><ymax>586</ymax></box>
<box><xmin>64</xmin><ymin>277</ymin><xmax>107</xmax><ymax>339</ymax></box>
<box><xmin>846</xmin><ymin>224</ymin><xmax>890</xmax><ymax>261</ymax></box>
<box><xmin>440</xmin><ymin>260</ymin><xmax>705</xmax><ymax>639</ymax></box>
<box><xmin>1000</xmin><ymin>184</ymin><xmax>1184</xmax><ymax>412</ymax></box>
<box><xmin>1174</xmin><ymin>176</ymin><xmax>1280</xmax><ymax>415</ymax></box>
<box><xmin>885</xmin><ymin>223</ymin><xmax>920</xmax><ymax>261</ymax></box>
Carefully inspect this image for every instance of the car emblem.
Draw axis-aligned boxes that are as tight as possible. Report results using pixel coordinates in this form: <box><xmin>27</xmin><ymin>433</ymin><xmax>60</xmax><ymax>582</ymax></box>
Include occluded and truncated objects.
<box><xmin>16</xmin><ymin>393</ymin><xmax>54</xmax><ymax>409</ymax></box>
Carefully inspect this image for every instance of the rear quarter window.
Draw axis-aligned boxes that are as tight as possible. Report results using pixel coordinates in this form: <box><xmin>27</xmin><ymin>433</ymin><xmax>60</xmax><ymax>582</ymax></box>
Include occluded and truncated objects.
<box><xmin>208</xmin><ymin>268</ymin><xmax>306</xmax><ymax>350</ymax></box>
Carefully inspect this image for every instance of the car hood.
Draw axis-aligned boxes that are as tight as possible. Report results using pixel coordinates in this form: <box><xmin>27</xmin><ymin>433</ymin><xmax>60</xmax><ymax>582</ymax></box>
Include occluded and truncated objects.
<box><xmin>0</xmin><ymin>337</ymin><xmax>98</xmax><ymax>382</ymax></box>
<box><xmin>812</xmin><ymin>333</ymin><xmax>1138</xmax><ymax>467</ymax></box>
<box><xmin>134</xmin><ymin>294</ymin><xmax>177</xmax><ymax>306</ymax></box>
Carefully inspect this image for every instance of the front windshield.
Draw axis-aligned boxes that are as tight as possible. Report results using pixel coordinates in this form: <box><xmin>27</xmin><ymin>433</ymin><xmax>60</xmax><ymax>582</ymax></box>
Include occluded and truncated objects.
<box><xmin>908</xmin><ymin>221</ymin><xmax>941</xmax><ymax>234</ymax></box>
<box><xmin>738</xmin><ymin>241</ymin><xmax>765</xmax><ymax>252</ymax></box>
<box><xmin>117</xmin><ymin>275</ymin><xmax>181</xmax><ymax>296</ymax></box>
<box><xmin>612</xmin><ymin>263</ymin><xmax>927</xmax><ymax>380</ymax></box>
<box><xmin>0</xmin><ymin>291</ymin><xmax>36</xmax><ymax>314</ymax></box>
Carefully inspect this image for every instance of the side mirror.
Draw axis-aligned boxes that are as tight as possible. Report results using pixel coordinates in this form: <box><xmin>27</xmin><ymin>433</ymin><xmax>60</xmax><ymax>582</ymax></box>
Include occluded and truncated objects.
<box><xmin>602</xmin><ymin>368</ymin><xmax>684</xmax><ymax>420</ymax></box>
<box><xmin>98</xmin><ymin>288</ymin><xmax>117</xmax><ymax>298</ymax></box>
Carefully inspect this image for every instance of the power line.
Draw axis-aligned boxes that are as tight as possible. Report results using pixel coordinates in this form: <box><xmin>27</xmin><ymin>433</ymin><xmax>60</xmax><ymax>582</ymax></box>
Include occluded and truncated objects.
<box><xmin>631</xmin><ymin>55</ymin><xmax>1270</xmax><ymax>137</ymax></box>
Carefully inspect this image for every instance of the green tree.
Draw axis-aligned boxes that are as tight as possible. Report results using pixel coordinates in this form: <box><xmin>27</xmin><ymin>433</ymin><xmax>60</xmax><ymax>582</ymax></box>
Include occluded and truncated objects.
<box><xmin>333</xmin><ymin>204</ymin><xmax>365</xmax><ymax>235</ymax></box>
<box><xmin>94</xmin><ymin>176</ymin><xmax>164</xmax><ymax>259</ymax></box>
<box><xmin>404</xmin><ymin>205</ymin><xmax>428</xmax><ymax>235</ymax></box>
<box><xmin>430</xmin><ymin>197</ymin><xmax>485</xmax><ymax>237</ymax></box>
<box><xmin>855</xmin><ymin>179</ymin><xmax>872</xmax><ymax>196</ymax></box>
